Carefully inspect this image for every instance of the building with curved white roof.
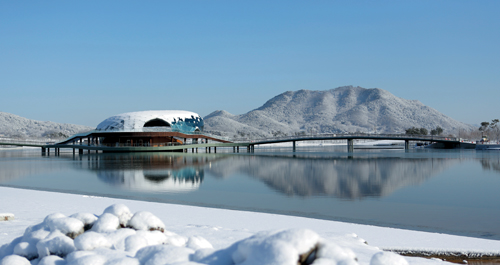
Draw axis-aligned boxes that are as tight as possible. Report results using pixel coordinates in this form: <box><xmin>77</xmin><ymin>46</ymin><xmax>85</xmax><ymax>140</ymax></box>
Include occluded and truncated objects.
<box><xmin>96</xmin><ymin>110</ymin><xmax>204</xmax><ymax>132</ymax></box>
<box><xmin>55</xmin><ymin>110</ymin><xmax>229</xmax><ymax>152</ymax></box>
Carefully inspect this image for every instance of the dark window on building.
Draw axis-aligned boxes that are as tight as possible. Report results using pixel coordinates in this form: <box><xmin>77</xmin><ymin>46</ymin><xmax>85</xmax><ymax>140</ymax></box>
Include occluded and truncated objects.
<box><xmin>144</xmin><ymin>118</ymin><xmax>170</xmax><ymax>127</ymax></box>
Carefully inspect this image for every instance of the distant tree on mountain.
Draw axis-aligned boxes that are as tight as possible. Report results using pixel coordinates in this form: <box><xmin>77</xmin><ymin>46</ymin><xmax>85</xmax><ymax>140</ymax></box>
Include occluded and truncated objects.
<box><xmin>478</xmin><ymin>119</ymin><xmax>500</xmax><ymax>140</ymax></box>
<box><xmin>430</xmin><ymin>126</ymin><xmax>444</xmax><ymax>136</ymax></box>
<box><xmin>489</xmin><ymin>119</ymin><xmax>499</xmax><ymax>140</ymax></box>
<box><xmin>405</xmin><ymin>127</ymin><xmax>428</xmax><ymax>136</ymax></box>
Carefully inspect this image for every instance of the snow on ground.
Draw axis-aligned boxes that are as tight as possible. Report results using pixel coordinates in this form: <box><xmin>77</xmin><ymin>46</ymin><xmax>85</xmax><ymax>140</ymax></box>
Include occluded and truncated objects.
<box><xmin>1</xmin><ymin>187</ymin><xmax>500</xmax><ymax>265</ymax></box>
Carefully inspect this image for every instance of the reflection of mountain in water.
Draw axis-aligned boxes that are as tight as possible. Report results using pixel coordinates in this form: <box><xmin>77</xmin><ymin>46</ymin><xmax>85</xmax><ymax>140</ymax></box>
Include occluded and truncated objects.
<box><xmin>207</xmin><ymin>156</ymin><xmax>458</xmax><ymax>199</ymax></box>
<box><xmin>82</xmin><ymin>154</ymin><xmax>220</xmax><ymax>193</ymax></box>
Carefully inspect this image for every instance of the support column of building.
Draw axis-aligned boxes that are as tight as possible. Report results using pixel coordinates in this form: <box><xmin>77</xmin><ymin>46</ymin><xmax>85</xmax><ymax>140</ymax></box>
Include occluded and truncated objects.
<box><xmin>208</xmin><ymin>147</ymin><xmax>211</xmax><ymax>153</ymax></box>
<box><xmin>251</xmin><ymin>145</ymin><xmax>255</xmax><ymax>152</ymax></box>
<box><xmin>233</xmin><ymin>146</ymin><xmax>235</xmax><ymax>153</ymax></box>
<box><xmin>214</xmin><ymin>147</ymin><xmax>217</xmax><ymax>153</ymax></box>
<box><xmin>42</xmin><ymin>147</ymin><xmax>46</xmax><ymax>155</ymax></box>
<box><xmin>293</xmin><ymin>141</ymin><xmax>296</xmax><ymax>152</ymax></box>
<box><xmin>86</xmin><ymin>137</ymin><xmax>91</xmax><ymax>154</ymax></box>
<box><xmin>237</xmin><ymin>146</ymin><xmax>239</xmax><ymax>153</ymax></box>
<box><xmin>205</xmin><ymin>147</ymin><xmax>208</xmax><ymax>153</ymax></box>
<box><xmin>347</xmin><ymin>139</ymin><xmax>354</xmax><ymax>153</ymax></box>
<box><xmin>196</xmin><ymin>148</ymin><xmax>198</xmax><ymax>153</ymax></box>
<box><xmin>405</xmin><ymin>140</ymin><xmax>410</xmax><ymax>150</ymax></box>
<box><xmin>192</xmin><ymin>148</ymin><xmax>194</xmax><ymax>153</ymax></box>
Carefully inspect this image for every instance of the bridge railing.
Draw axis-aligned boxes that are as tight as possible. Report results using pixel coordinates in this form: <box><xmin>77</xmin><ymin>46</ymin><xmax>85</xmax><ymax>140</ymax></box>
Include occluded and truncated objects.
<box><xmin>245</xmin><ymin>133</ymin><xmax>461</xmax><ymax>143</ymax></box>
<box><xmin>0</xmin><ymin>139</ymin><xmax>56</xmax><ymax>146</ymax></box>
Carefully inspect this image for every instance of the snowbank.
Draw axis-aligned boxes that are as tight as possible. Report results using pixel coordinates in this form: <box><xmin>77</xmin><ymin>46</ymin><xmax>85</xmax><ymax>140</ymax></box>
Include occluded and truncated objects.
<box><xmin>3</xmin><ymin>187</ymin><xmax>500</xmax><ymax>264</ymax></box>
<box><xmin>1</xmin><ymin>204</ymin><xmax>383</xmax><ymax>265</ymax></box>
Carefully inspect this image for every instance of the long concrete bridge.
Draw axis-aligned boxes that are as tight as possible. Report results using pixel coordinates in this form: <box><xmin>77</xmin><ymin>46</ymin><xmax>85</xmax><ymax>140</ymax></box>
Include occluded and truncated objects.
<box><xmin>0</xmin><ymin>133</ymin><xmax>474</xmax><ymax>155</ymax></box>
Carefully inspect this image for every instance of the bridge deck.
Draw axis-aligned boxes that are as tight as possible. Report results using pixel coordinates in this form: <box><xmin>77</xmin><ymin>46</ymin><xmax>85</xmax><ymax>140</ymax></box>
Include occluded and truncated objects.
<box><xmin>0</xmin><ymin>133</ymin><xmax>472</xmax><ymax>153</ymax></box>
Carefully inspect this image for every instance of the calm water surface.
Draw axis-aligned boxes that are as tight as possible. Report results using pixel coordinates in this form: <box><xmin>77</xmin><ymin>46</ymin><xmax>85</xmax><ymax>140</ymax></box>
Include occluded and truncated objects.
<box><xmin>1</xmin><ymin>147</ymin><xmax>500</xmax><ymax>240</ymax></box>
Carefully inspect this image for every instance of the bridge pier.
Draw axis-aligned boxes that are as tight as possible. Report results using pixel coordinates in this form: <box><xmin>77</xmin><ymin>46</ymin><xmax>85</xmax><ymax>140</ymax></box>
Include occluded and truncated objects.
<box><xmin>293</xmin><ymin>141</ymin><xmax>296</xmax><ymax>152</ymax></box>
<box><xmin>347</xmin><ymin>139</ymin><xmax>354</xmax><ymax>153</ymax></box>
<box><xmin>41</xmin><ymin>147</ymin><xmax>46</xmax><ymax>155</ymax></box>
<box><xmin>237</xmin><ymin>146</ymin><xmax>239</xmax><ymax>153</ymax></box>
<box><xmin>233</xmin><ymin>146</ymin><xmax>235</xmax><ymax>153</ymax></box>
<box><xmin>405</xmin><ymin>140</ymin><xmax>410</xmax><ymax>150</ymax></box>
<box><xmin>79</xmin><ymin>149</ymin><xmax>83</xmax><ymax>155</ymax></box>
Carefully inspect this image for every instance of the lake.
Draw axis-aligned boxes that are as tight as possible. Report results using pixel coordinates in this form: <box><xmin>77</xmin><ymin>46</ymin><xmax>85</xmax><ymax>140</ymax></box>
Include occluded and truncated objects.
<box><xmin>1</xmin><ymin>146</ymin><xmax>500</xmax><ymax>240</ymax></box>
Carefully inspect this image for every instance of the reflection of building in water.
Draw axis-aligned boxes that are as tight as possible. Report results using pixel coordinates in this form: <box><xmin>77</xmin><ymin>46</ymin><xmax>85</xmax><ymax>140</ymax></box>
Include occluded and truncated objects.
<box><xmin>207</xmin><ymin>156</ymin><xmax>459</xmax><ymax>199</ymax></box>
<box><xmin>81</xmin><ymin>154</ymin><xmax>220</xmax><ymax>193</ymax></box>
<box><xmin>97</xmin><ymin>168</ymin><xmax>203</xmax><ymax>193</ymax></box>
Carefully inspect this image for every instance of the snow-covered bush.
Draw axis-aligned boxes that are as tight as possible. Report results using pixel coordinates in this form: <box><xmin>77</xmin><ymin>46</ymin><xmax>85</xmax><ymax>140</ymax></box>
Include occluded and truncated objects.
<box><xmin>0</xmin><ymin>204</ymin><xmax>410</xmax><ymax>265</ymax></box>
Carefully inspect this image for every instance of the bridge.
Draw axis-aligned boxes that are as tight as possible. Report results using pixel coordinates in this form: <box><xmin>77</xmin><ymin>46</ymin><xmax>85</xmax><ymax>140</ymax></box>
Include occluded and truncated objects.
<box><xmin>0</xmin><ymin>133</ymin><xmax>474</xmax><ymax>155</ymax></box>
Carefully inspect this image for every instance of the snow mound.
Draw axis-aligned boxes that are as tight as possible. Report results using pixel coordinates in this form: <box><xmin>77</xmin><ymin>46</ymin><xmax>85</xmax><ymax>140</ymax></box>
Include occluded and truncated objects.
<box><xmin>0</xmin><ymin>204</ymin><xmax>411</xmax><ymax>265</ymax></box>
<box><xmin>91</xmin><ymin>213</ymin><xmax>120</xmax><ymax>233</ymax></box>
<box><xmin>0</xmin><ymin>255</ymin><xmax>30</xmax><ymax>265</ymax></box>
<box><xmin>73</xmin><ymin>232</ymin><xmax>112</xmax><ymax>251</ymax></box>
<box><xmin>103</xmin><ymin>204</ymin><xmax>132</xmax><ymax>227</ymax></box>
<box><xmin>370</xmin><ymin>252</ymin><xmax>409</xmax><ymax>265</ymax></box>
<box><xmin>69</xmin><ymin>213</ymin><xmax>97</xmax><ymax>231</ymax></box>
<box><xmin>127</xmin><ymin>211</ymin><xmax>165</xmax><ymax>232</ymax></box>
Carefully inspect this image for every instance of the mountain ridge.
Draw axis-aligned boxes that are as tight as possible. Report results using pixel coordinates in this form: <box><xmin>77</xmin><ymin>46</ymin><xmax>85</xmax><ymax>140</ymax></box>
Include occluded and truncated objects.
<box><xmin>0</xmin><ymin>112</ymin><xmax>93</xmax><ymax>139</ymax></box>
<box><xmin>204</xmin><ymin>86</ymin><xmax>474</xmax><ymax>138</ymax></box>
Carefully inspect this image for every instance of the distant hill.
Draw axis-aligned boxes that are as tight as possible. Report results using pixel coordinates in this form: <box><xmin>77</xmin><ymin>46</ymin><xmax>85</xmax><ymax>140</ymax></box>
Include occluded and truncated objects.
<box><xmin>0</xmin><ymin>112</ymin><xmax>93</xmax><ymax>139</ymax></box>
<box><xmin>204</xmin><ymin>86</ymin><xmax>475</xmax><ymax>138</ymax></box>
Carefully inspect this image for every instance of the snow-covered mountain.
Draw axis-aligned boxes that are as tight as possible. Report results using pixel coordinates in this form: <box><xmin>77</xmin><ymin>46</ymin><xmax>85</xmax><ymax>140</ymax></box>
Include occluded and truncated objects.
<box><xmin>0</xmin><ymin>112</ymin><xmax>93</xmax><ymax>139</ymax></box>
<box><xmin>204</xmin><ymin>86</ymin><xmax>474</xmax><ymax>138</ymax></box>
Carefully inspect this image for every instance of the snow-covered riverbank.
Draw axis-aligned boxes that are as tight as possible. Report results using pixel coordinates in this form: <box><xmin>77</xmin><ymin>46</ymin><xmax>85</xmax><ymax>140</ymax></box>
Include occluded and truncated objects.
<box><xmin>1</xmin><ymin>187</ymin><xmax>500</xmax><ymax>264</ymax></box>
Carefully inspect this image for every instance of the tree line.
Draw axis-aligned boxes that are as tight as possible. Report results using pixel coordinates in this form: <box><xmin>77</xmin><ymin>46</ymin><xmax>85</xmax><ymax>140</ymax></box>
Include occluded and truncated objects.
<box><xmin>405</xmin><ymin>126</ymin><xmax>443</xmax><ymax>136</ymax></box>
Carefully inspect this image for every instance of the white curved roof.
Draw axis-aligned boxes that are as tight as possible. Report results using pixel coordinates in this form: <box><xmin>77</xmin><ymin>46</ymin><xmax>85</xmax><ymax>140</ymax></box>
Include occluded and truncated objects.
<box><xmin>96</xmin><ymin>110</ymin><xmax>202</xmax><ymax>132</ymax></box>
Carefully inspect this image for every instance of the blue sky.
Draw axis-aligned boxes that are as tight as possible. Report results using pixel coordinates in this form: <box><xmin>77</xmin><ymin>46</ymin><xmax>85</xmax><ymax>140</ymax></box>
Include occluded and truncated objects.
<box><xmin>1</xmin><ymin>0</ymin><xmax>499</xmax><ymax>127</ymax></box>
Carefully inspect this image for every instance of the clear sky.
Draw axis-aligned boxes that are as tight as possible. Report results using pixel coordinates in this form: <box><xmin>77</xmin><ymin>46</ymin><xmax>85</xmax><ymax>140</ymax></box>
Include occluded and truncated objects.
<box><xmin>1</xmin><ymin>0</ymin><xmax>499</xmax><ymax>127</ymax></box>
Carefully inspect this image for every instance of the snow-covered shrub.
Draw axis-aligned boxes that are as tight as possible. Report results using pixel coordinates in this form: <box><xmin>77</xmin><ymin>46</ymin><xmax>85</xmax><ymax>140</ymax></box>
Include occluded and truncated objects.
<box><xmin>102</xmin><ymin>204</ymin><xmax>132</xmax><ymax>228</ymax></box>
<box><xmin>91</xmin><ymin>213</ymin><xmax>120</xmax><ymax>233</ymax></box>
<box><xmin>127</xmin><ymin>211</ymin><xmax>165</xmax><ymax>232</ymax></box>
<box><xmin>73</xmin><ymin>232</ymin><xmax>112</xmax><ymax>251</ymax></box>
<box><xmin>36</xmin><ymin>231</ymin><xmax>76</xmax><ymax>258</ymax></box>
<box><xmin>69</xmin><ymin>213</ymin><xmax>98</xmax><ymax>231</ymax></box>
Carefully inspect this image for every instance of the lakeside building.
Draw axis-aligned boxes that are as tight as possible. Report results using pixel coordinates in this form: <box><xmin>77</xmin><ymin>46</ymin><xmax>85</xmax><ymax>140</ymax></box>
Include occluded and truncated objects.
<box><xmin>93</xmin><ymin>110</ymin><xmax>205</xmax><ymax>147</ymax></box>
